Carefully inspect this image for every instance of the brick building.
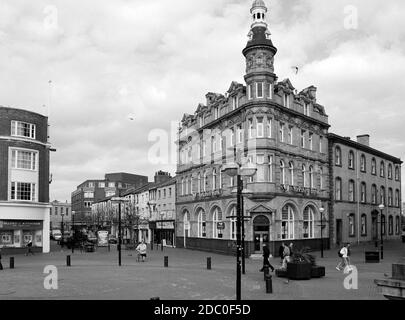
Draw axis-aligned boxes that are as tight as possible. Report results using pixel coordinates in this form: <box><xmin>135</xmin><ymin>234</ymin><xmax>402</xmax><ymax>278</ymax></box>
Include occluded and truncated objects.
<box><xmin>49</xmin><ymin>200</ymin><xmax>71</xmax><ymax>231</ymax></box>
<box><xmin>175</xmin><ymin>0</ymin><xmax>330</xmax><ymax>257</ymax></box>
<box><xmin>0</xmin><ymin>106</ymin><xmax>53</xmax><ymax>253</ymax></box>
<box><xmin>328</xmin><ymin>134</ymin><xmax>402</xmax><ymax>245</ymax></box>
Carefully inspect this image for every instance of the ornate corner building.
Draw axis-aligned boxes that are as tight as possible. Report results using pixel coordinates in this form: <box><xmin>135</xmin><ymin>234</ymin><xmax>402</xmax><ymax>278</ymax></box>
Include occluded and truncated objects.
<box><xmin>175</xmin><ymin>0</ymin><xmax>332</xmax><ymax>256</ymax></box>
<box><xmin>0</xmin><ymin>106</ymin><xmax>53</xmax><ymax>253</ymax></box>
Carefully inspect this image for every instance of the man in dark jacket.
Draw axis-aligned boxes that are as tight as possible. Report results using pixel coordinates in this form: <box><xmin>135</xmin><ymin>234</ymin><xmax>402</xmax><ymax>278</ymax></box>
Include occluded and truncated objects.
<box><xmin>260</xmin><ymin>243</ymin><xmax>274</xmax><ymax>272</ymax></box>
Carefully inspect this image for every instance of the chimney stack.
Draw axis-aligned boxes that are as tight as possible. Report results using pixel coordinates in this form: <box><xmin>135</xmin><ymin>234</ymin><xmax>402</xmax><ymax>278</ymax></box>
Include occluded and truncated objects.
<box><xmin>356</xmin><ymin>135</ymin><xmax>370</xmax><ymax>147</ymax></box>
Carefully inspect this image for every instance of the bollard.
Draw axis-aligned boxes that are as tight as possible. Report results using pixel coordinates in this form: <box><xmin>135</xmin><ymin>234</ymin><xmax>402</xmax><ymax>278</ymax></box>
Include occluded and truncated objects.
<box><xmin>265</xmin><ymin>275</ymin><xmax>273</xmax><ymax>294</ymax></box>
<box><xmin>67</xmin><ymin>255</ymin><xmax>71</xmax><ymax>267</ymax></box>
<box><xmin>207</xmin><ymin>257</ymin><xmax>211</xmax><ymax>270</ymax></box>
<box><xmin>10</xmin><ymin>257</ymin><xmax>14</xmax><ymax>269</ymax></box>
<box><xmin>263</xmin><ymin>266</ymin><xmax>269</xmax><ymax>281</ymax></box>
<box><xmin>164</xmin><ymin>256</ymin><xmax>168</xmax><ymax>268</ymax></box>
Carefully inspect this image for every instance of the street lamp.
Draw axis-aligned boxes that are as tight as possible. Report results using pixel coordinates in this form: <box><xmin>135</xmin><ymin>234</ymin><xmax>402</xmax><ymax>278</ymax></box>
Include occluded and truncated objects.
<box><xmin>222</xmin><ymin>161</ymin><xmax>257</xmax><ymax>301</ymax></box>
<box><xmin>71</xmin><ymin>211</ymin><xmax>75</xmax><ymax>254</ymax></box>
<box><xmin>378</xmin><ymin>203</ymin><xmax>384</xmax><ymax>260</ymax></box>
<box><xmin>319</xmin><ymin>207</ymin><xmax>325</xmax><ymax>258</ymax></box>
<box><xmin>60</xmin><ymin>211</ymin><xmax>65</xmax><ymax>248</ymax></box>
<box><xmin>111</xmin><ymin>195</ymin><xmax>130</xmax><ymax>266</ymax></box>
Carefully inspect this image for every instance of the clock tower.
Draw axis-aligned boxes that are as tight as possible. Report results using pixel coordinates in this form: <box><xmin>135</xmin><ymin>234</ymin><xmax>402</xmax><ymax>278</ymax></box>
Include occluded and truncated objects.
<box><xmin>242</xmin><ymin>0</ymin><xmax>277</xmax><ymax>99</ymax></box>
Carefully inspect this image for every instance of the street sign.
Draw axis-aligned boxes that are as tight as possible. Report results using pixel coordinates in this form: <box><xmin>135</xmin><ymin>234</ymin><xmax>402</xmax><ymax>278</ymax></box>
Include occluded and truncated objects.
<box><xmin>217</xmin><ymin>222</ymin><xmax>225</xmax><ymax>230</ymax></box>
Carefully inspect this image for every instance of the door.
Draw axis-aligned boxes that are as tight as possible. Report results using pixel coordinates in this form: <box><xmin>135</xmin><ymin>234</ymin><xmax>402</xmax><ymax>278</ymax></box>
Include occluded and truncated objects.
<box><xmin>253</xmin><ymin>215</ymin><xmax>270</xmax><ymax>254</ymax></box>
<box><xmin>254</xmin><ymin>232</ymin><xmax>269</xmax><ymax>252</ymax></box>
<box><xmin>336</xmin><ymin>219</ymin><xmax>342</xmax><ymax>246</ymax></box>
<box><xmin>372</xmin><ymin>216</ymin><xmax>378</xmax><ymax>241</ymax></box>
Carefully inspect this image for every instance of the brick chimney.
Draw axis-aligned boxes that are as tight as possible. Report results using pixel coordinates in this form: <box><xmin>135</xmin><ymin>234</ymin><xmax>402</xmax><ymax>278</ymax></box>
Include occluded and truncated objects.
<box><xmin>154</xmin><ymin>170</ymin><xmax>172</xmax><ymax>184</ymax></box>
<box><xmin>356</xmin><ymin>135</ymin><xmax>370</xmax><ymax>147</ymax></box>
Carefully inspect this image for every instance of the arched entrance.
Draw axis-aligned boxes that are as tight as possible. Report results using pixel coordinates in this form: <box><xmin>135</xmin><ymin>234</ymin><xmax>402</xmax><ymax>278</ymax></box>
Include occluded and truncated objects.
<box><xmin>253</xmin><ymin>215</ymin><xmax>270</xmax><ymax>253</ymax></box>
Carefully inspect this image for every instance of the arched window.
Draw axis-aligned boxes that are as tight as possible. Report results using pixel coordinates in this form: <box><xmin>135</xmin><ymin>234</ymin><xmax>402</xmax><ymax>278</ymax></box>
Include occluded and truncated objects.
<box><xmin>203</xmin><ymin>171</ymin><xmax>207</xmax><ymax>192</ymax></box>
<box><xmin>280</xmin><ymin>160</ymin><xmax>286</xmax><ymax>185</ymax></box>
<box><xmin>380</xmin><ymin>186</ymin><xmax>386</xmax><ymax>205</ymax></box>
<box><xmin>380</xmin><ymin>161</ymin><xmax>385</xmax><ymax>177</ymax></box>
<box><xmin>281</xmin><ymin>204</ymin><xmax>295</xmax><ymax>240</ymax></box>
<box><xmin>185</xmin><ymin>176</ymin><xmax>189</xmax><ymax>195</ymax></box>
<box><xmin>348</xmin><ymin>214</ymin><xmax>355</xmax><ymax>237</ymax></box>
<box><xmin>309</xmin><ymin>166</ymin><xmax>314</xmax><ymax>188</ymax></box>
<box><xmin>288</xmin><ymin>162</ymin><xmax>294</xmax><ymax>185</ymax></box>
<box><xmin>360</xmin><ymin>154</ymin><xmax>366</xmax><ymax>172</ymax></box>
<box><xmin>219</xmin><ymin>167</ymin><xmax>222</xmax><ymax>189</ymax></box>
<box><xmin>371</xmin><ymin>158</ymin><xmax>376</xmax><ymax>175</ymax></box>
<box><xmin>361</xmin><ymin>182</ymin><xmax>366</xmax><ymax>203</ymax></box>
<box><xmin>396</xmin><ymin>216</ymin><xmax>400</xmax><ymax>235</ymax></box>
<box><xmin>388</xmin><ymin>164</ymin><xmax>393</xmax><ymax>179</ymax></box>
<box><xmin>303</xmin><ymin>206</ymin><xmax>315</xmax><ymax>239</ymax></box>
<box><xmin>361</xmin><ymin>214</ymin><xmax>367</xmax><ymax>236</ymax></box>
<box><xmin>335</xmin><ymin>146</ymin><xmax>342</xmax><ymax>166</ymax></box>
<box><xmin>267</xmin><ymin>155</ymin><xmax>273</xmax><ymax>182</ymax></box>
<box><xmin>302</xmin><ymin>164</ymin><xmax>307</xmax><ymax>187</ymax></box>
<box><xmin>349</xmin><ymin>180</ymin><xmax>355</xmax><ymax>202</ymax></box>
<box><xmin>212</xmin><ymin>207</ymin><xmax>223</xmax><ymax>239</ymax></box>
<box><xmin>395</xmin><ymin>166</ymin><xmax>400</xmax><ymax>181</ymax></box>
<box><xmin>212</xmin><ymin>168</ymin><xmax>217</xmax><ymax>190</ymax></box>
<box><xmin>388</xmin><ymin>215</ymin><xmax>393</xmax><ymax>235</ymax></box>
<box><xmin>189</xmin><ymin>175</ymin><xmax>193</xmax><ymax>194</ymax></box>
<box><xmin>319</xmin><ymin>167</ymin><xmax>324</xmax><ymax>190</ymax></box>
<box><xmin>388</xmin><ymin>188</ymin><xmax>393</xmax><ymax>206</ymax></box>
<box><xmin>335</xmin><ymin>177</ymin><xmax>342</xmax><ymax>201</ymax></box>
<box><xmin>197</xmin><ymin>209</ymin><xmax>206</xmax><ymax>238</ymax></box>
<box><xmin>197</xmin><ymin>173</ymin><xmax>201</xmax><ymax>193</ymax></box>
<box><xmin>181</xmin><ymin>178</ymin><xmax>185</xmax><ymax>196</ymax></box>
<box><xmin>395</xmin><ymin>189</ymin><xmax>400</xmax><ymax>207</ymax></box>
<box><xmin>183</xmin><ymin>210</ymin><xmax>190</xmax><ymax>237</ymax></box>
<box><xmin>348</xmin><ymin>151</ymin><xmax>355</xmax><ymax>169</ymax></box>
<box><xmin>381</xmin><ymin>214</ymin><xmax>386</xmax><ymax>235</ymax></box>
<box><xmin>229</xmin><ymin>206</ymin><xmax>236</xmax><ymax>240</ymax></box>
<box><xmin>371</xmin><ymin>184</ymin><xmax>377</xmax><ymax>204</ymax></box>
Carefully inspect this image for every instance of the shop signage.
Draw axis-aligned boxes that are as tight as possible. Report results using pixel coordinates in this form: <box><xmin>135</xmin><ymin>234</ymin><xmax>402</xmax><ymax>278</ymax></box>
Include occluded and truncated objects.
<box><xmin>0</xmin><ymin>220</ymin><xmax>43</xmax><ymax>230</ymax></box>
<box><xmin>157</xmin><ymin>221</ymin><xmax>175</xmax><ymax>229</ymax></box>
<box><xmin>217</xmin><ymin>222</ymin><xmax>226</xmax><ymax>230</ymax></box>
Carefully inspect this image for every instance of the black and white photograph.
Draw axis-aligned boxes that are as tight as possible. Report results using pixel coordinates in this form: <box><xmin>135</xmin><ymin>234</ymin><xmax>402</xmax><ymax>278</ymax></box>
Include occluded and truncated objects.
<box><xmin>0</xmin><ymin>0</ymin><xmax>404</xmax><ymax>306</ymax></box>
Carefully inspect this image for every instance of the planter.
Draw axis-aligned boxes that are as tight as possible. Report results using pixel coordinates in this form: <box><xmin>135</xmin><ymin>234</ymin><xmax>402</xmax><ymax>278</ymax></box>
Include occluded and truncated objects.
<box><xmin>275</xmin><ymin>269</ymin><xmax>288</xmax><ymax>278</ymax></box>
<box><xmin>287</xmin><ymin>262</ymin><xmax>312</xmax><ymax>280</ymax></box>
<box><xmin>311</xmin><ymin>266</ymin><xmax>325</xmax><ymax>278</ymax></box>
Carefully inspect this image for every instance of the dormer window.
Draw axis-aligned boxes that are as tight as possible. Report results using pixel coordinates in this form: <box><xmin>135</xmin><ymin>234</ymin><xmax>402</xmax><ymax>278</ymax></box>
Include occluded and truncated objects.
<box><xmin>11</xmin><ymin>120</ymin><xmax>36</xmax><ymax>139</ymax></box>
<box><xmin>232</xmin><ymin>96</ymin><xmax>239</xmax><ymax>110</ymax></box>
<box><xmin>304</xmin><ymin>103</ymin><xmax>310</xmax><ymax>116</ymax></box>
<box><xmin>283</xmin><ymin>93</ymin><xmax>289</xmax><ymax>108</ymax></box>
<box><xmin>214</xmin><ymin>107</ymin><xmax>219</xmax><ymax>120</ymax></box>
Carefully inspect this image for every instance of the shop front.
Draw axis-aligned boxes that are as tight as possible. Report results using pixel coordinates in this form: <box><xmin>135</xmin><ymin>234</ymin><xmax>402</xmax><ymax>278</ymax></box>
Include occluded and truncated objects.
<box><xmin>151</xmin><ymin>220</ymin><xmax>175</xmax><ymax>247</ymax></box>
<box><xmin>0</xmin><ymin>220</ymin><xmax>43</xmax><ymax>252</ymax></box>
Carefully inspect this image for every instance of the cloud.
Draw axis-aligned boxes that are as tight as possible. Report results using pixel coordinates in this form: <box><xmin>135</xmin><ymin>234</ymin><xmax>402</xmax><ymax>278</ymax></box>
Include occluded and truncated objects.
<box><xmin>0</xmin><ymin>0</ymin><xmax>404</xmax><ymax>201</ymax></box>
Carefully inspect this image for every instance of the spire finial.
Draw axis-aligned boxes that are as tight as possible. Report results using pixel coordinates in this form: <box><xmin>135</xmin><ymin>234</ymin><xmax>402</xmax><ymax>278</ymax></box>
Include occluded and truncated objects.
<box><xmin>250</xmin><ymin>0</ymin><xmax>268</xmax><ymax>29</ymax></box>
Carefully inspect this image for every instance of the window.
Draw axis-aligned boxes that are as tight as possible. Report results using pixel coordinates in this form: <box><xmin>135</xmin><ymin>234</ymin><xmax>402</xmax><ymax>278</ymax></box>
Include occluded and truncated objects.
<box><xmin>371</xmin><ymin>158</ymin><xmax>376</xmax><ymax>175</ymax></box>
<box><xmin>212</xmin><ymin>207</ymin><xmax>223</xmax><ymax>239</ymax></box>
<box><xmin>105</xmin><ymin>191</ymin><xmax>115</xmax><ymax>197</ymax></box>
<box><xmin>388</xmin><ymin>164</ymin><xmax>393</xmax><ymax>179</ymax></box>
<box><xmin>230</xmin><ymin>128</ymin><xmax>235</xmax><ymax>146</ymax></box>
<box><xmin>388</xmin><ymin>188</ymin><xmax>393</xmax><ymax>206</ymax></box>
<box><xmin>158</xmin><ymin>190</ymin><xmax>161</xmax><ymax>199</ymax></box>
<box><xmin>257</xmin><ymin>118</ymin><xmax>264</xmax><ymax>138</ymax></box>
<box><xmin>169</xmin><ymin>188</ymin><xmax>172</xmax><ymax>197</ymax></box>
<box><xmin>283</xmin><ymin>93</ymin><xmax>289</xmax><ymax>108</ymax></box>
<box><xmin>381</xmin><ymin>214</ymin><xmax>386</xmax><ymax>235</ymax></box>
<box><xmin>380</xmin><ymin>161</ymin><xmax>385</xmax><ymax>177</ymax></box>
<box><xmin>388</xmin><ymin>215</ymin><xmax>393</xmax><ymax>235</ymax></box>
<box><xmin>268</xmin><ymin>83</ymin><xmax>273</xmax><ymax>99</ymax></box>
<box><xmin>55</xmin><ymin>207</ymin><xmax>58</xmax><ymax>215</ymax></box>
<box><xmin>302</xmin><ymin>165</ymin><xmax>307</xmax><ymax>187</ymax></box>
<box><xmin>309</xmin><ymin>133</ymin><xmax>313</xmax><ymax>150</ymax></box>
<box><xmin>267</xmin><ymin>118</ymin><xmax>272</xmax><ymax>138</ymax></box>
<box><xmin>203</xmin><ymin>172</ymin><xmax>207</xmax><ymax>192</ymax></box>
<box><xmin>248</xmin><ymin>119</ymin><xmax>254</xmax><ymax>139</ymax></box>
<box><xmin>280</xmin><ymin>161</ymin><xmax>286</xmax><ymax>185</ymax></box>
<box><xmin>335</xmin><ymin>177</ymin><xmax>342</xmax><ymax>200</ymax></box>
<box><xmin>84</xmin><ymin>192</ymin><xmax>94</xmax><ymax>198</ymax></box>
<box><xmin>256</xmin><ymin>82</ymin><xmax>264</xmax><ymax>98</ymax></box>
<box><xmin>335</xmin><ymin>147</ymin><xmax>342</xmax><ymax>166</ymax></box>
<box><xmin>108</xmin><ymin>182</ymin><xmax>115</xmax><ymax>188</ymax></box>
<box><xmin>229</xmin><ymin>206</ymin><xmax>237</xmax><ymax>240</ymax></box>
<box><xmin>361</xmin><ymin>182</ymin><xmax>366</xmax><ymax>203</ymax></box>
<box><xmin>281</xmin><ymin>205</ymin><xmax>295</xmax><ymax>240</ymax></box>
<box><xmin>395</xmin><ymin>166</ymin><xmax>400</xmax><ymax>181</ymax></box>
<box><xmin>361</xmin><ymin>214</ymin><xmax>367</xmax><ymax>236</ymax></box>
<box><xmin>88</xmin><ymin>182</ymin><xmax>94</xmax><ymax>188</ymax></box>
<box><xmin>319</xmin><ymin>136</ymin><xmax>323</xmax><ymax>153</ymax></box>
<box><xmin>11</xmin><ymin>149</ymin><xmax>37</xmax><ymax>170</ymax></box>
<box><xmin>304</xmin><ymin>103</ymin><xmax>310</xmax><ymax>116</ymax></box>
<box><xmin>303</xmin><ymin>206</ymin><xmax>314</xmax><ymax>238</ymax></box>
<box><xmin>248</xmin><ymin>84</ymin><xmax>253</xmax><ymax>100</ymax></box>
<box><xmin>11</xmin><ymin>121</ymin><xmax>36</xmax><ymax>139</ymax></box>
<box><xmin>288</xmin><ymin>162</ymin><xmax>294</xmax><ymax>186</ymax></box>
<box><xmin>348</xmin><ymin>180</ymin><xmax>355</xmax><ymax>202</ymax></box>
<box><xmin>232</xmin><ymin>96</ymin><xmax>238</xmax><ymax>110</ymax></box>
<box><xmin>99</xmin><ymin>182</ymin><xmax>105</xmax><ymax>188</ymax></box>
<box><xmin>348</xmin><ymin>151</ymin><xmax>355</xmax><ymax>169</ymax></box>
<box><xmin>197</xmin><ymin>209</ymin><xmax>206</xmax><ymax>238</ymax></box>
<box><xmin>288</xmin><ymin>126</ymin><xmax>293</xmax><ymax>144</ymax></box>
<box><xmin>10</xmin><ymin>182</ymin><xmax>36</xmax><ymax>201</ymax></box>
<box><xmin>395</xmin><ymin>189</ymin><xmax>400</xmax><ymax>207</ymax></box>
<box><xmin>371</xmin><ymin>184</ymin><xmax>377</xmax><ymax>204</ymax></box>
<box><xmin>380</xmin><ymin>186</ymin><xmax>386</xmax><ymax>205</ymax></box>
<box><xmin>214</xmin><ymin>107</ymin><xmax>219</xmax><ymax>120</ymax></box>
<box><xmin>212</xmin><ymin>168</ymin><xmax>217</xmax><ymax>190</ymax></box>
<box><xmin>267</xmin><ymin>156</ymin><xmax>273</xmax><ymax>182</ymax></box>
<box><xmin>237</xmin><ymin>124</ymin><xmax>243</xmax><ymax>143</ymax></box>
<box><xmin>199</xmin><ymin>116</ymin><xmax>204</xmax><ymax>127</ymax></box>
<box><xmin>319</xmin><ymin>167</ymin><xmax>324</xmax><ymax>190</ymax></box>
<box><xmin>202</xmin><ymin>140</ymin><xmax>206</xmax><ymax>157</ymax></box>
<box><xmin>279</xmin><ymin>123</ymin><xmax>284</xmax><ymax>142</ymax></box>
<box><xmin>309</xmin><ymin>166</ymin><xmax>314</xmax><ymax>188</ymax></box>
<box><xmin>348</xmin><ymin>214</ymin><xmax>355</xmax><ymax>237</ymax></box>
<box><xmin>211</xmin><ymin>136</ymin><xmax>216</xmax><ymax>153</ymax></box>
<box><xmin>300</xmin><ymin>130</ymin><xmax>306</xmax><ymax>148</ymax></box>
<box><xmin>360</xmin><ymin>155</ymin><xmax>366</xmax><ymax>172</ymax></box>
<box><xmin>396</xmin><ymin>216</ymin><xmax>400</xmax><ymax>235</ymax></box>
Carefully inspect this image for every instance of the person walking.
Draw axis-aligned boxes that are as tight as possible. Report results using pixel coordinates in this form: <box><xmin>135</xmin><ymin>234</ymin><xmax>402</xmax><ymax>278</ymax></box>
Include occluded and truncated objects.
<box><xmin>278</xmin><ymin>242</ymin><xmax>285</xmax><ymax>264</ymax></box>
<box><xmin>136</xmin><ymin>240</ymin><xmax>147</xmax><ymax>262</ymax></box>
<box><xmin>336</xmin><ymin>243</ymin><xmax>351</xmax><ymax>271</ymax></box>
<box><xmin>25</xmin><ymin>240</ymin><xmax>34</xmax><ymax>256</ymax></box>
<box><xmin>260</xmin><ymin>243</ymin><xmax>274</xmax><ymax>272</ymax></box>
<box><xmin>281</xmin><ymin>243</ymin><xmax>291</xmax><ymax>270</ymax></box>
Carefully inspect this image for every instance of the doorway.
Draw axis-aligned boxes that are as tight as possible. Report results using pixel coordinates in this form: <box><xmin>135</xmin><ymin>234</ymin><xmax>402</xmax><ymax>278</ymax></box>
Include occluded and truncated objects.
<box><xmin>336</xmin><ymin>219</ymin><xmax>342</xmax><ymax>246</ymax></box>
<box><xmin>371</xmin><ymin>211</ymin><xmax>378</xmax><ymax>241</ymax></box>
<box><xmin>253</xmin><ymin>215</ymin><xmax>270</xmax><ymax>253</ymax></box>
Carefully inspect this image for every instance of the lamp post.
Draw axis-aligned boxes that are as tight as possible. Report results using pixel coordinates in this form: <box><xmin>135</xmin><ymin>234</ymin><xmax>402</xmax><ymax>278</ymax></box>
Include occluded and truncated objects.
<box><xmin>222</xmin><ymin>161</ymin><xmax>257</xmax><ymax>301</ymax></box>
<box><xmin>319</xmin><ymin>207</ymin><xmax>324</xmax><ymax>258</ymax></box>
<box><xmin>71</xmin><ymin>211</ymin><xmax>75</xmax><ymax>254</ymax></box>
<box><xmin>379</xmin><ymin>203</ymin><xmax>384</xmax><ymax>260</ymax></box>
<box><xmin>60</xmin><ymin>211</ymin><xmax>65</xmax><ymax>248</ymax></box>
<box><xmin>111</xmin><ymin>195</ymin><xmax>130</xmax><ymax>267</ymax></box>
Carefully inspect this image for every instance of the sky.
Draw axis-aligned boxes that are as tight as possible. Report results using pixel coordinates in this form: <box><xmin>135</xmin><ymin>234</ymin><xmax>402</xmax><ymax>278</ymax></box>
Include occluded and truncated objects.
<box><xmin>0</xmin><ymin>0</ymin><xmax>404</xmax><ymax>202</ymax></box>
